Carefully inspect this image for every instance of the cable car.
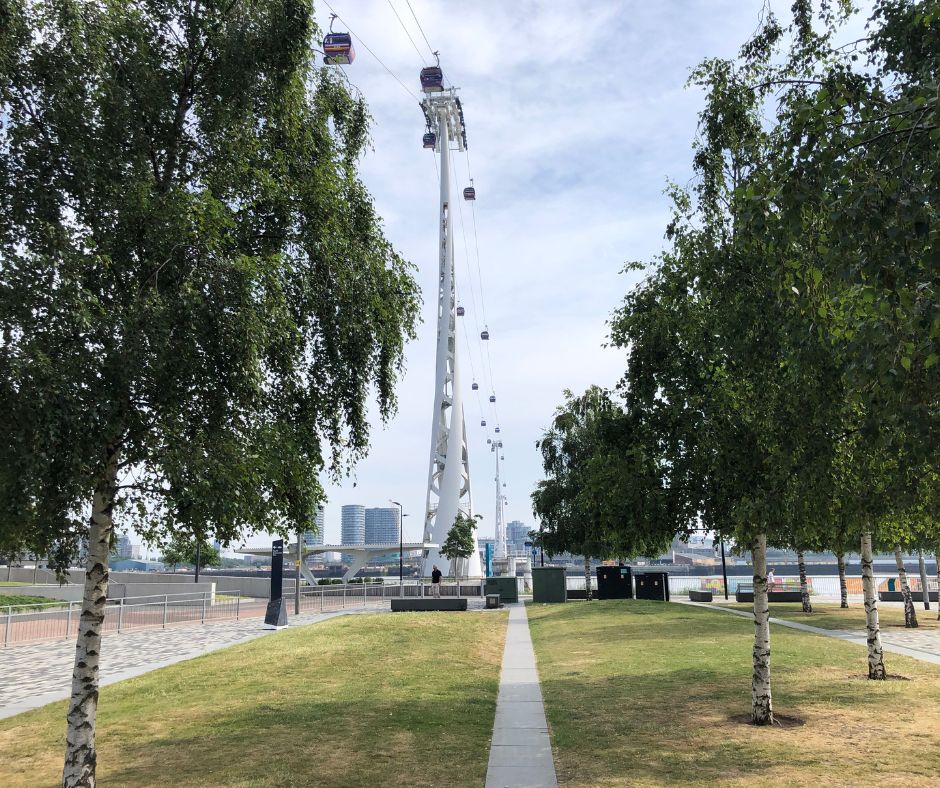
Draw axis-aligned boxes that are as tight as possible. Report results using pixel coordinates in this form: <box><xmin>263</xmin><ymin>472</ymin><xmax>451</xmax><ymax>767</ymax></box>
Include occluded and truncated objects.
<box><xmin>481</xmin><ymin>327</ymin><xmax>489</xmax><ymax>340</ymax></box>
<box><xmin>420</xmin><ymin>65</ymin><xmax>443</xmax><ymax>93</ymax></box>
<box><xmin>495</xmin><ymin>426</ymin><xmax>500</xmax><ymax>433</ymax></box>
<box><xmin>481</xmin><ymin>419</ymin><xmax>487</xmax><ymax>427</ymax></box>
<box><xmin>489</xmin><ymin>394</ymin><xmax>495</xmax><ymax>403</ymax></box>
<box><xmin>471</xmin><ymin>381</ymin><xmax>479</xmax><ymax>391</ymax></box>
<box><xmin>423</xmin><ymin>132</ymin><xmax>436</xmax><ymax>149</ymax></box>
<box><xmin>464</xmin><ymin>184</ymin><xmax>476</xmax><ymax>201</ymax></box>
<box><xmin>501</xmin><ymin>454</ymin><xmax>504</xmax><ymax>459</ymax></box>
<box><xmin>323</xmin><ymin>16</ymin><xmax>355</xmax><ymax>64</ymax></box>
<box><xmin>503</xmin><ymin>483</ymin><xmax>507</xmax><ymax>487</ymax></box>
<box><xmin>456</xmin><ymin>305</ymin><xmax>465</xmax><ymax>316</ymax></box>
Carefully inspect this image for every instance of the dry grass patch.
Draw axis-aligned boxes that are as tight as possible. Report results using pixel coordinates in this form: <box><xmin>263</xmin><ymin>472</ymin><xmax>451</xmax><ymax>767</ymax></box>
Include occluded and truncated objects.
<box><xmin>527</xmin><ymin>600</ymin><xmax>940</xmax><ymax>787</ymax></box>
<box><xmin>0</xmin><ymin>610</ymin><xmax>507</xmax><ymax>787</ymax></box>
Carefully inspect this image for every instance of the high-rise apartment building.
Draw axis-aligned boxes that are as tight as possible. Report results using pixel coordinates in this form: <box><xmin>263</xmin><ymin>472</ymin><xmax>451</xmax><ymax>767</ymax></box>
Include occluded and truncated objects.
<box><xmin>303</xmin><ymin>505</ymin><xmax>326</xmax><ymax>549</ymax></box>
<box><xmin>115</xmin><ymin>533</ymin><xmax>134</xmax><ymax>560</ymax></box>
<box><xmin>365</xmin><ymin>507</ymin><xmax>400</xmax><ymax>544</ymax></box>
<box><xmin>506</xmin><ymin>520</ymin><xmax>530</xmax><ymax>555</ymax></box>
<box><xmin>340</xmin><ymin>505</ymin><xmax>365</xmax><ymax>545</ymax></box>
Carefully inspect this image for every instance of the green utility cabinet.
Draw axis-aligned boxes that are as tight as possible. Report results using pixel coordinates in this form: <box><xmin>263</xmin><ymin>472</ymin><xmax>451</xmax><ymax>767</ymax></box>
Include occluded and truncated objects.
<box><xmin>484</xmin><ymin>576</ymin><xmax>519</xmax><ymax>603</ymax></box>
<box><xmin>532</xmin><ymin>566</ymin><xmax>567</xmax><ymax>603</ymax></box>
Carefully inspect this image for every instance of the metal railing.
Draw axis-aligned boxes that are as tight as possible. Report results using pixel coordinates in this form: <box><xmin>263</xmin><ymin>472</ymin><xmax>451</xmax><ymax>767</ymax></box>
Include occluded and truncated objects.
<box><xmin>1</xmin><ymin>591</ymin><xmax>248</xmax><ymax>647</ymax></box>
<box><xmin>2</xmin><ymin>578</ymin><xmax>500</xmax><ymax>647</ymax></box>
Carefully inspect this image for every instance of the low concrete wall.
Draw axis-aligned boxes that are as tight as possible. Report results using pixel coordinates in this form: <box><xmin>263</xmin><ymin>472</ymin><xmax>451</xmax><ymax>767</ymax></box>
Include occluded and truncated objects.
<box><xmin>0</xmin><ymin>582</ymin><xmax>216</xmax><ymax>603</ymax></box>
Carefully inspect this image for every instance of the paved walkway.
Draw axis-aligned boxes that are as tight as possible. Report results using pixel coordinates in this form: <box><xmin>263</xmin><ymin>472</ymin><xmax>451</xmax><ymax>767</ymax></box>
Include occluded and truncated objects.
<box><xmin>0</xmin><ymin>608</ymin><xmax>379</xmax><ymax>720</ymax></box>
<box><xmin>679</xmin><ymin>600</ymin><xmax>940</xmax><ymax>666</ymax></box>
<box><xmin>485</xmin><ymin>603</ymin><xmax>557</xmax><ymax>788</ymax></box>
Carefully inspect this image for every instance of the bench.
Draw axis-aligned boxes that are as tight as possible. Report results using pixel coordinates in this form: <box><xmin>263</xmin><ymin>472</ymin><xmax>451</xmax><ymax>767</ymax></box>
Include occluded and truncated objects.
<box><xmin>689</xmin><ymin>590</ymin><xmax>713</xmax><ymax>602</ymax></box>
<box><xmin>390</xmin><ymin>598</ymin><xmax>468</xmax><ymax>612</ymax></box>
<box><xmin>485</xmin><ymin>593</ymin><xmax>502</xmax><ymax>609</ymax></box>
<box><xmin>735</xmin><ymin>590</ymin><xmax>804</xmax><ymax>603</ymax></box>
<box><xmin>879</xmin><ymin>590</ymin><xmax>939</xmax><ymax>603</ymax></box>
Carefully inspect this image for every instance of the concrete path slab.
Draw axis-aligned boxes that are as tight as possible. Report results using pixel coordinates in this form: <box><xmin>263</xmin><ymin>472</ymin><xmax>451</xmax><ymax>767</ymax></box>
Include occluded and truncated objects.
<box><xmin>485</xmin><ymin>603</ymin><xmax>557</xmax><ymax>788</ymax></box>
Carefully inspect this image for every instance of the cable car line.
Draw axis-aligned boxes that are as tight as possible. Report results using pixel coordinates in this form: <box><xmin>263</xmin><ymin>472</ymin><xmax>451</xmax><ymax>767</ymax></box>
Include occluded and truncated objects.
<box><xmin>320</xmin><ymin>0</ymin><xmax>420</xmax><ymax>101</ymax></box>
<box><xmin>405</xmin><ymin>0</ymin><xmax>436</xmax><ymax>59</ymax></box>
<box><xmin>386</xmin><ymin>0</ymin><xmax>427</xmax><ymax>65</ymax></box>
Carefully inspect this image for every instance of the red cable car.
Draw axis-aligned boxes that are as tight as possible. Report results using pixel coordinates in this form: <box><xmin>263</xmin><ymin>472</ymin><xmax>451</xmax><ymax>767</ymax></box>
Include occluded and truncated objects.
<box><xmin>464</xmin><ymin>185</ymin><xmax>476</xmax><ymax>201</ymax></box>
<box><xmin>421</xmin><ymin>65</ymin><xmax>443</xmax><ymax>93</ymax></box>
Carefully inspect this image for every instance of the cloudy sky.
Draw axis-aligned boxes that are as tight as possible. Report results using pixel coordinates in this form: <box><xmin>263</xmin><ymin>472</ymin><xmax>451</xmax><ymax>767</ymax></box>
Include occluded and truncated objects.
<box><xmin>206</xmin><ymin>0</ymin><xmax>869</xmax><ymax>551</ymax></box>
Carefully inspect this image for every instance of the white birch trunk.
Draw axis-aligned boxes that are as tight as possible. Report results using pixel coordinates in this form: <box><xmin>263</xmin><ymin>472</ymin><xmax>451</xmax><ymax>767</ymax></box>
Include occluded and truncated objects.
<box><xmin>583</xmin><ymin>554</ymin><xmax>592</xmax><ymax>600</ymax></box>
<box><xmin>837</xmin><ymin>552</ymin><xmax>848</xmax><ymax>608</ymax></box>
<box><xmin>917</xmin><ymin>550</ymin><xmax>930</xmax><ymax>611</ymax></box>
<box><xmin>935</xmin><ymin>550</ymin><xmax>940</xmax><ymax>621</ymax></box>
<box><xmin>894</xmin><ymin>546</ymin><xmax>918</xmax><ymax>628</ymax></box>
<box><xmin>796</xmin><ymin>549</ymin><xmax>813</xmax><ymax>613</ymax></box>
<box><xmin>63</xmin><ymin>447</ymin><xmax>119</xmax><ymax>788</ymax></box>
<box><xmin>861</xmin><ymin>531</ymin><xmax>886</xmax><ymax>679</ymax></box>
<box><xmin>751</xmin><ymin>533</ymin><xmax>773</xmax><ymax>725</ymax></box>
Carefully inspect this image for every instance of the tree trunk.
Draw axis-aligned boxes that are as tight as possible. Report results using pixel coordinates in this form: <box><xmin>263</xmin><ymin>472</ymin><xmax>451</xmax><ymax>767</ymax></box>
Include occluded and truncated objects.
<box><xmin>796</xmin><ymin>549</ymin><xmax>812</xmax><ymax>613</ymax></box>
<box><xmin>917</xmin><ymin>550</ymin><xmax>930</xmax><ymax>611</ymax></box>
<box><xmin>861</xmin><ymin>531</ymin><xmax>886</xmax><ymax>679</ymax></box>
<box><xmin>751</xmin><ymin>533</ymin><xmax>773</xmax><ymax>725</ymax></box>
<box><xmin>583</xmin><ymin>554</ymin><xmax>592</xmax><ymax>600</ymax></box>
<box><xmin>936</xmin><ymin>549</ymin><xmax>940</xmax><ymax>621</ymax></box>
<box><xmin>894</xmin><ymin>546</ymin><xmax>918</xmax><ymax>628</ymax></box>
<box><xmin>837</xmin><ymin>551</ymin><xmax>848</xmax><ymax>608</ymax></box>
<box><xmin>63</xmin><ymin>446</ymin><xmax>120</xmax><ymax>787</ymax></box>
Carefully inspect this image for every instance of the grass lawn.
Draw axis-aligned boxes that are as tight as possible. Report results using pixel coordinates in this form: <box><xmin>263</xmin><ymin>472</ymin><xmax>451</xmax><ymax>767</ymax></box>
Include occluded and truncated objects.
<box><xmin>528</xmin><ymin>600</ymin><xmax>940</xmax><ymax>787</ymax></box>
<box><xmin>712</xmin><ymin>601</ymin><xmax>940</xmax><ymax>631</ymax></box>
<box><xmin>0</xmin><ymin>611</ymin><xmax>507</xmax><ymax>787</ymax></box>
<box><xmin>0</xmin><ymin>595</ymin><xmax>68</xmax><ymax>610</ymax></box>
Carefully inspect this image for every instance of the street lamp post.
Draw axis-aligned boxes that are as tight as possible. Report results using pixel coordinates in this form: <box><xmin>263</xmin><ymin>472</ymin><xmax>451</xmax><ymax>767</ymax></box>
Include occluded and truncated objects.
<box><xmin>390</xmin><ymin>500</ymin><xmax>407</xmax><ymax>597</ymax></box>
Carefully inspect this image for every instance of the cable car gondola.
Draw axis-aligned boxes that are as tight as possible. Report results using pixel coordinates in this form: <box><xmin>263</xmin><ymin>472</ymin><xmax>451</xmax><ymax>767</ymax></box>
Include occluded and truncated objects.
<box><xmin>464</xmin><ymin>180</ymin><xmax>476</xmax><ymax>201</ymax></box>
<box><xmin>420</xmin><ymin>54</ymin><xmax>444</xmax><ymax>93</ymax></box>
<box><xmin>480</xmin><ymin>327</ymin><xmax>489</xmax><ymax>340</ymax></box>
<box><xmin>501</xmin><ymin>454</ymin><xmax>504</xmax><ymax>459</ymax></box>
<box><xmin>456</xmin><ymin>305</ymin><xmax>465</xmax><ymax>316</ymax></box>
<box><xmin>423</xmin><ymin>132</ymin><xmax>436</xmax><ymax>149</ymax></box>
<box><xmin>495</xmin><ymin>426</ymin><xmax>501</xmax><ymax>433</ymax></box>
<box><xmin>489</xmin><ymin>394</ymin><xmax>496</xmax><ymax>403</ymax></box>
<box><xmin>481</xmin><ymin>419</ymin><xmax>487</xmax><ymax>427</ymax></box>
<box><xmin>471</xmin><ymin>381</ymin><xmax>479</xmax><ymax>391</ymax></box>
<box><xmin>323</xmin><ymin>15</ymin><xmax>355</xmax><ymax>64</ymax></box>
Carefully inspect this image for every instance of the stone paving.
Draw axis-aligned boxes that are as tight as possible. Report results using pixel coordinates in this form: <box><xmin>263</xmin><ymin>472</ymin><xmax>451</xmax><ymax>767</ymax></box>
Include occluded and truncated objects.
<box><xmin>0</xmin><ymin>607</ymin><xmax>384</xmax><ymax>720</ymax></box>
<box><xmin>485</xmin><ymin>603</ymin><xmax>558</xmax><ymax>788</ymax></box>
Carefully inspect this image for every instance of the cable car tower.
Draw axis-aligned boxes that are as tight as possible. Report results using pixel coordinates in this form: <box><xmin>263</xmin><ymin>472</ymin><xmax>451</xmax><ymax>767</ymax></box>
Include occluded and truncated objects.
<box><xmin>420</xmin><ymin>69</ymin><xmax>482</xmax><ymax>578</ymax></box>
<box><xmin>492</xmin><ymin>440</ymin><xmax>507</xmax><ymax>559</ymax></box>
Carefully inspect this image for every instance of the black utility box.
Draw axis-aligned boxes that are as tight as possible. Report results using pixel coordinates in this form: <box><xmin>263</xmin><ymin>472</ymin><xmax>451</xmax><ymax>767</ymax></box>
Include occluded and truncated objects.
<box><xmin>596</xmin><ymin>565</ymin><xmax>633</xmax><ymax>599</ymax></box>
<box><xmin>689</xmin><ymin>589</ymin><xmax>713</xmax><ymax>602</ymax></box>
<box><xmin>635</xmin><ymin>572</ymin><xmax>670</xmax><ymax>601</ymax></box>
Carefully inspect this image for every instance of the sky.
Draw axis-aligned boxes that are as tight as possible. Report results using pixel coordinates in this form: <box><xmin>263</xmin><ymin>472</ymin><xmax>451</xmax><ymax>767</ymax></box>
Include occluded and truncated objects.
<box><xmin>142</xmin><ymin>0</ymin><xmax>871</xmax><ymax>555</ymax></box>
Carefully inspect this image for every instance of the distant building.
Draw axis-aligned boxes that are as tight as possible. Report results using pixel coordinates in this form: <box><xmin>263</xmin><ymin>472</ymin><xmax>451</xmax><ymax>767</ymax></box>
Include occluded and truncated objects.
<box><xmin>303</xmin><ymin>505</ymin><xmax>326</xmax><ymax>550</ymax></box>
<box><xmin>112</xmin><ymin>559</ymin><xmax>164</xmax><ymax>572</ymax></box>
<box><xmin>115</xmin><ymin>533</ymin><xmax>137</xmax><ymax>560</ymax></box>
<box><xmin>365</xmin><ymin>507</ymin><xmax>400</xmax><ymax>544</ymax></box>
<box><xmin>341</xmin><ymin>505</ymin><xmax>365</xmax><ymax>561</ymax></box>
<box><xmin>506</xmin><ymin>520</ymin><xmax>530</xmax><ymax>555</ymax></box>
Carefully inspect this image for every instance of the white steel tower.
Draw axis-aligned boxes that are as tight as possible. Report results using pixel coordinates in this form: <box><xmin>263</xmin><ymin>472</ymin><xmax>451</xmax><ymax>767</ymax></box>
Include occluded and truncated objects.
<box><xmin>492</xmin><ymin>440</ymin><xmax>507</xmax><ymax>559</ymax></box>
<box><xmin>421</xmin><ymin>88</ymin><xmax>482</xmax><ymax>578</ymax></box>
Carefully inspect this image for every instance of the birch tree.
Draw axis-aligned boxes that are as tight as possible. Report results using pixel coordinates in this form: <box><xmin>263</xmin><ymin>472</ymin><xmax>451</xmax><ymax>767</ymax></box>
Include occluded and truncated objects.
<box><xmin>0</xmin><ymin>2</ymin><xmax>419</xmax><ymax>785</ymax></box>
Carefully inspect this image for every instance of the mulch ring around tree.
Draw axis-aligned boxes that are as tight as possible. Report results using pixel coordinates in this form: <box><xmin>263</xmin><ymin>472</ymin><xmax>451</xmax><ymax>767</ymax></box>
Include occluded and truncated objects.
<box><xmin>729</xmin><ymin>712</ymin><xmax>805</xmax><ymax>728</ymax></box>
<box><xmin>847</xmin><ymin>673</ymin><xmax>911</xmax><ymax>681</ymax></box>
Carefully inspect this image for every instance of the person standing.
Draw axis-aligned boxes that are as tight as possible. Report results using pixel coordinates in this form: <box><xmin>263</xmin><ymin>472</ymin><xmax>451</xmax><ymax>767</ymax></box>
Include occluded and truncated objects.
<box><xmin>431</xmin><ymin>564</ymin><xmax>442</xmax><ymax>598</ymax></box>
